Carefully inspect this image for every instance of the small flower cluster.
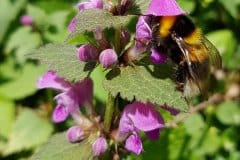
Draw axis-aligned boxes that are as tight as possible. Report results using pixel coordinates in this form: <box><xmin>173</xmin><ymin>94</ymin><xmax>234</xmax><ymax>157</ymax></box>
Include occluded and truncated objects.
<box><xmin>37</xmin><ymin>0</ymin><xmax>185</xmax><ymax>157</ymax></box>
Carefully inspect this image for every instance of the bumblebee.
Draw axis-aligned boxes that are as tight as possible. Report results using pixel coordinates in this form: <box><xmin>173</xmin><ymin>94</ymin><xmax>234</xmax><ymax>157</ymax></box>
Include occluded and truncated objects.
<box><xmin>150</xmin><ymin>15</ymin><xmax>222</xmax><ymax>98</ymax></box>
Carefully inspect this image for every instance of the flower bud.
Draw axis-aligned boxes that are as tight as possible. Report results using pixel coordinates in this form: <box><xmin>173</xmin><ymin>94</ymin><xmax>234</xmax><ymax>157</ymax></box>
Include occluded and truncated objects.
<box><xmin>20</xmin><ymin>15</ymin><xmax>33</xmax><ymax>26</ymax></box>
<box><xmin>66</xmin><ymin>126</ymin><xmax>85</xmax><ymax>143</ymax></box>
<box><xmin>150</xmin><ymin>48</ymin><xmax>168</xmax><ymax>64</ymax></box>
<box><xmin>99</xmin><ymin>49</ymin><xmax>118</xmax><ymax>68</ymax></box>
<box><xmin>77</xmin><ymin>45</ymin><xmax>99</xmax><ymax>62</ymax></box>
<box><xmin>92</xmin><ymin>137</ymin><xmax>108</xmax><ymax>156</ymax></box>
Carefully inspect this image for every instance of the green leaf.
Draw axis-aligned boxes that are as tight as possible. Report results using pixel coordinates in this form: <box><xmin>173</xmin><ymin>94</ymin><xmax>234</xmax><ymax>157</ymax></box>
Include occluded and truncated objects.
<box><xmin>0</xmin><ymin>0</ymin><xmax>26</xmax><ymax>43</ymax></box>
<box><xmin>218</xmin><ymin>0</ymin><xmax>240</xmax><ymax>18</ymax></box>
<box><xmin>67</xmin><ymin>9</ymin><xmax>133</xmax><ymax>40</ymax></box>
<box><xmin>28</xmin><ymin>43</ymin><xmax>96</xmax><ymax>81</ymax></box>
<box><xmin>0</xmin><ymin>63</ymin><xmax>46</xmax><ymax>99</ymax></box>
<box><xmin>0</xmin><ymin>98</ymin><xmax>15</xmax><ymax>139</ymax></box>
<box><xmin>5</xmin><ymin>27</ymin><xmax>42</xmax><ymax>63</ymax></box>
<box><xmin>3</xmin><ymin>109</ymin><xmax>53</xmax><ymax>155</ymax></box>
<box><xmin>178</xmin><ymin>0</ymin><xmax>195</xmax><ymax>13</ymax></box>
<box><xmin>206</xmin><ymin>30</ymin><xmax>237</xmax><ymax>69</ymax></box>
<box><xmin>103</xmin><ymin>65</ymin><xmax>188</xmax><ymax>111</ymax></box>
<box><xmin>27</xmin><ymin>4</ymin><xmax>48</xmax><ymax>28</ymax></box>
<box><xmin>216</xmin><ymin>101</ymin><xmax>240</xmax><ymax>125</ymax></box>
<box><xmin>31</xmin><ymin>132</ymin><xmax>95</xmax><ymax>160</ymax></box>
<box><xmin>91</xmin><ymin>66</ymin><xmax>108</xmax><ymax>102</ymax></box>
<box><xmin>183</xmin><ymin>113</ymin><xmax>205</xmax><ymax>135</ymax></box>
<box><xmin>135</xmin><ymin>0</ymin><xmax>151</xmax><ymax>14</ymax></box>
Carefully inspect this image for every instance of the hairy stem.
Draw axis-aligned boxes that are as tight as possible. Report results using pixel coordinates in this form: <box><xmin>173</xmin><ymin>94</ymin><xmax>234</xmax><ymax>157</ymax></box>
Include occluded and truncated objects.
<box><xmin>104</xmin><ymin>93</ymin><xmax>115</xmax><ymax>133</ymax></box>
<box><xmin>165</xmin><ymin>93</ymin><xmax>224</xmax><ymax>128</ymax></box>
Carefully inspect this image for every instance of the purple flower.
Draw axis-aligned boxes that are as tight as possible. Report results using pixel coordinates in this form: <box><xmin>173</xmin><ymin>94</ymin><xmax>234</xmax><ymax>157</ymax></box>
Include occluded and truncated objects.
<box><xmin>37</xmin><ymin>71</ymin><xmax>93</xmax><ymax>123</ymax></box>
<box><xmin>150</xmin><ymin>48</ymin><xmax>168</xmax><ymax>64</ymax></box>
<box><xmin>67</xmin><ymin>126</ymin><xmax>85</xmax><ymax>142</ymax></box>
<box><xmin>125</xmin><ymin>134</ymin><xmax>143</xmax><ymax>155</ymax></box>
<box><xmin>77</xmin><ymin>44</ymin><xmax>99</xmax><ymax>62</ymax></box>
<box><xmin>118</xmin><ymin>102</ymin><xmax>164</xmax><ymax>154</ymax></box>
<box><xmin>135</xmin><ymin>16</ymin><xmax>152</xmax><ymax>51</ymax></box>
<box><xmin>92</xmin><ymin>137</ymin><xmax>108</xmax><ymax>156</ymax></box>
<box><xmin>145</xmin><ymin>0</ymin><xmax>186</xmax><ymax>16</ymax></box>
<box><xmin>78</xmin><ymin>0</ymin><xmax>103</xmax><ymax>11</ymax></box>
<box><xmin>20</xmin><ymin>15</ymin><xmax>33</xmax><ymax>26</ymax></box>
<box><xmin>99</xmin><ymin>49</ymin><xmax>118</xmax><ymax>68</ymax></box>
<box><xmin>68</xmin><ymin>17</ymin><xmax>77</xmax><ymax>32</ymax></box>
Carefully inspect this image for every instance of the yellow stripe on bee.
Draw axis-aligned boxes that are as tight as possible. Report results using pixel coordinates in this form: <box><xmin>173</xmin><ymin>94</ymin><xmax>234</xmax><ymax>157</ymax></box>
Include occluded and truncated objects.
<box><xmin>159</xmin><ymin>16</ymin><xmax>177</xmax><ymax>38</ymax></box>
<box><xmin>188</xmin><ymin>45</ymin><xmax>209</xmax><ymax>62</ymax></box>
<box><xmin>183</xmin><ymin>28</ymin><xmax>202</xmax><ymax>45</ymax></box>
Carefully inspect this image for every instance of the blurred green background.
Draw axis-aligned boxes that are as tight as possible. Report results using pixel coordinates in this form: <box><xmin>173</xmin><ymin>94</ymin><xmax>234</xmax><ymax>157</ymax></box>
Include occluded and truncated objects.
<box><xmin>0</xmin><ymin>0</ymin><xmax>239</xmax><ymax>159</ymax></box>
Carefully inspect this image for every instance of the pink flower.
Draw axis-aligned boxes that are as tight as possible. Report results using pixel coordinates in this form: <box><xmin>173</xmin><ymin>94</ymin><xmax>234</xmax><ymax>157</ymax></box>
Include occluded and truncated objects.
<box><xmin>92</xmin><ymin>137</ymin><xmax>108</xmax><ymax>156</ymax></box>
<box><xmin>150</xmin><ymin>48</ymin><xmax>168</xmax><ymax>64</ymax></box>
<box><xmin>37</xmin><ymin>71</ymin><xmax>93</xmax><ymax>123</ymax></box>
<box><xmin>20</xmin><ymin>15</ymin><xmax>33</xmax><ymax>26</ymax></box>
<box><xmin>66</xmin><ymin>126</ymin><xmax>85</xmax><ymax>142</ymax></box>
<box><xmin>145</xmin><ymin>0</ymin><xmax>186</xmax><ymax>16</ymax></box>
<box><xmin>77</xmin><ymin>44</ymin><xmax>99</xmax><ymax>62</ymax></box>
<box><xmin>99</xmin><ymin>49</ymin><xmax>118</xmax><ymax>68</ymax></box>
<box><xmin>118</xmin><ymin>102</ymin><xmax>164</xmax><ymax>154</ymax></box>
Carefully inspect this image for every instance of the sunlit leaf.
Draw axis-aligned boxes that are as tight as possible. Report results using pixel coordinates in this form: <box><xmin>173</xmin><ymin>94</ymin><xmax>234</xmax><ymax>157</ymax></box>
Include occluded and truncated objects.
<box><xmin>3</xmin><ymin>109</ymin><xmax>53</xmax><ymax>155</ymax></box>
<box><xmin>103</xmin><ymin>65</ymin><xmax>188</xmax><ymax>111</ymax></box>
<box><xmin>31</xmin><ymin>132</ymin><xmax>96</xmax><ymax>160</ymax></box>
<box><xmin>27</xmin><ymin>43</ymin><xmax>96</xmax><ymax>81</ymax></box>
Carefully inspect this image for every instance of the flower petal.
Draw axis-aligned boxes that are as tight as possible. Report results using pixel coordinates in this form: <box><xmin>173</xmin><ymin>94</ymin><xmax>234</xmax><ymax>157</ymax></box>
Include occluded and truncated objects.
<box><xmin>161</xmin><ymin>104</ymin><xmax>180</xmax><ymax>115</ymax></box>
<box><xmin>20</xmin><ymin>15</ymin><xmax>33</xmax><ymax>25</ymax></box>
<box><xmin>73</xmin><ymin>78</ymin><xmax>93</xmax><ymax>106</ymax></box>
<box><xmin>145</xmin><ymin>0</ymin><xmax>186</xmax><ymax>16</ymax></box>
<box><xmin>92</xmin><ymin>137</ymin><xmax>108</xmax><ymax>156</ymax></box>
<box><xmin>78</xmin><ymin>0</ymin><xmax>103</xmax><ymax>10</ymax></box>
<box><xmin>125</xmin><ymin>134</ymin><xmax>143</xmax><ymax>155</ymax></box>
<box><xmin>52</xmin><ymin>105</ymin><xmax>69</xmax><ymax>123</ymax></box>
<box><xmin>145</xmin><ymin>128</ymin><xmax>160</xmax><ymax>141</ymax></box>
<box><xmin>99</xmin><ymin>49</ymin><xmax>118</xmax><ymax>68</ymax></box>
<box><xmin>123</xmin><ymin>102</ymin><xmax>164</xmax><ymax>132</ymax></box>
<box><xmin>150</xmin><ymin>48</ymin><xmax>168</xmax><ymax>64</ymax></box>
<box><xmin>66</xmin><ymin>126</ymin><xmax>85</xmax><ymax>143</ymax></box>
<box><xmin>77</xmin><ymin>44</ymin><xmax>99</xmax><ymax>62</ymax></box>
<box><xmin>37</xmin><ymin>71</ymin><xmax>71</xmax><ymax>91</ymax></box>
<box><xmin>68</xmin><ymin>17</ymin><xmax>77</xmax><ymax>32</ymax></box>
<box><xmin>135</xmin><ymin>16</ymin><xmax>152</xmax><ymax>42</ymax></box>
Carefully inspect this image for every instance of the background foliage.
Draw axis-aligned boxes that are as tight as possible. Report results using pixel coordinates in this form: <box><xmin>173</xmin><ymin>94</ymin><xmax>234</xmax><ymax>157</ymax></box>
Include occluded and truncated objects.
<box><xmin>0</xmin><ymin>0</ymin><xmax>239</xmax><ymax>159</ymax></box>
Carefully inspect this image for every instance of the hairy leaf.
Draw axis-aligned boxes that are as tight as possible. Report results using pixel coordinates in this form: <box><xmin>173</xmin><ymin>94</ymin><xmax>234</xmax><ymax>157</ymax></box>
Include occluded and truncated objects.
<box><xmin>28</xmin><ymin>43</ymin><xmax>96</xmax><ymax>81</ymax></box>
<box><xmin>103</xmin><ymin>65</ymin><xmax>188</xmax><ymax>111</ymax></box>
<box><xmin>31</xmin><ymin>132</ymin><xmax>96</xmax><ymax>160</ymax></box>
<box><xmin>67</xmin><ymin>9</ymin><xmax>133</xmax><ymax>40</ymax></box>
<box><xmin>135</xmin><ymin>0</ymin><xmax>151</xmax><ymax>14</ymax></box>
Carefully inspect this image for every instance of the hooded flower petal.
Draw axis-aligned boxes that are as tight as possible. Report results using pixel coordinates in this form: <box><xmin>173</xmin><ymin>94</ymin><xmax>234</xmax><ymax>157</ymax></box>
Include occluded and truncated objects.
<box><xmin>37</xmin><ymin>71</ymin><xmax>71</xmax><ymax>91</ymax></box>
<box><xmin>150</xmin><ymin>48</ymin><xmax>168</xmax><ymax>64</ymax></box>
<box><xmin>145</xmin><ymin>0</ymin><xmax>186</xmax><ymax>16</ymax></box>
<box><xmin>92</xmin><ymin>137</ymin><xmax>108</xmax><ymax>156</ymax></box>
<box><xmin>119</xmin><ymin>102</ymin><xmax>164</xmax><ymax>133</ymax></box>
<box><xmin>52</xmin><ymin>105</ymin><xmax>69</xmax><ymax>123</ymax></box>
<box><xmin>99</xmin><ymin>49</ymin><xmax>118</xmax><ymax>68</ymax></box>
<box><xmin>125</xmin><ymin>134</ymin><xmax>143</xmax><ymax>155</ymax></box>
<box><xmin>78</xmin><ymin>0</ymin><xmax>103</xmax><ymax>10</ymax></box>
<box><xmin>73</xmin><ymin>78</ymin><xmax>93</xmax><ymax>106</ymax></box>
<box><xmin>135</xmin><ymin>16</ymin><xmax>152</xmax><ymax>44</ymax></box>
<box><xmin>66</xmin><ymin>126</ymin><xmax>85</xmax><ymax>142</ymax></box>
<box><xmin>77</xmin><ymin>44</ymin><xmax>99</xmax><ymax>62</ymax></box>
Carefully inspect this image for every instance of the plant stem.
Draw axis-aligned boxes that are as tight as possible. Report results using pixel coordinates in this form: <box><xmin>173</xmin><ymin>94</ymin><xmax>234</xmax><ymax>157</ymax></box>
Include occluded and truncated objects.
<box><xmin>104</xmin><ymin>93</ymin><xmax>115</xmax><ymax>133</ymax></box>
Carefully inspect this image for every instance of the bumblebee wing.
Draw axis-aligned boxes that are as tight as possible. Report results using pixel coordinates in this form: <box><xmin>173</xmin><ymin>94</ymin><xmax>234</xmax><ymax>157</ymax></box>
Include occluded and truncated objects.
<box><xmin>171</xmin><ymin>32</ymin><xmax>203</xmax><ymax>93</ymax></box>
<box><xmin>202</xmin><ymin>37</ymin><xmax>222</xmax><ymax>69</ymax></box>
